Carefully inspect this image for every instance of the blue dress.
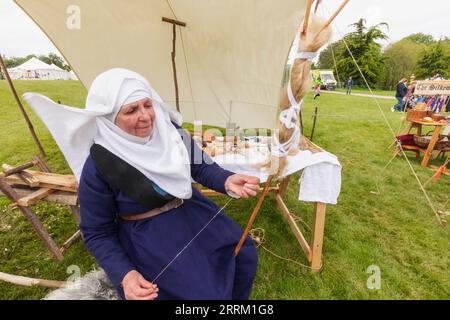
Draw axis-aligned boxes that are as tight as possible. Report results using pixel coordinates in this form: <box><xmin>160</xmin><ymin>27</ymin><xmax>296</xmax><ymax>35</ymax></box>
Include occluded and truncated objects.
<box><xmin>78</xmin><ymin>126</ymin><xmax>258</xmax><ymax>300</ymax></box>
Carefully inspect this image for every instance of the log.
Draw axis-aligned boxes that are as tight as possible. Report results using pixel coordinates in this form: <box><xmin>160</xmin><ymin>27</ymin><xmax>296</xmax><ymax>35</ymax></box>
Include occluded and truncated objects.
<box><xmin>0</xmin><ymin>271</ymin><xmax>65</xmax><ymax>289</ymax></box>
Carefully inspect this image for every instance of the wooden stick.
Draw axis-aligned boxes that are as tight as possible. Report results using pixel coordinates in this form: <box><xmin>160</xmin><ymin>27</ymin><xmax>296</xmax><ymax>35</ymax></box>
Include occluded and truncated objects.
<box><xmin>60</xmin><ymin>230</ymin><xmax>82</xmax><ymax>253</ymax></box>
<box><xmin>0</xmin><ymin>178</ymin><xmax>63</xmax><ymax>261</ymax></box>
<box><xmin>316</xmin><ymin>0</ymin><xmax>350</xmax><ymax>36</ymax></box>
<box><xmin>0</xmin><ymin>188</ymin><xmax>78</xmax><ymax>206</ymax></box>
<box><xmin>314</xmin><ymin>0</ymin><xmax>322</xmax><ymax>14</ymax></box>
<box><xmin>0</xmin><ymin>271</ymin><xmax>65</xmax><ymax>289</ymax></box>
<box><xmin>162</xmin><ymin>17</ymin><xmax>187</xmax><ymax>113</ymax></box>
<box><xmin>33</xmin><ymin>155</ymin><xmax>51</xmax><ymax>173</ymax></box>
<box><xmin>310</xmin><ymin>107</ymin><xmax>319</xmax><ymax>141</ymax></box>
<box><xmin>0</xmin><ymin>54</ymin><xmax>46</xmax><ymax>158</ymax></box>
<box><xmin>3</xmin><ymin>160</ymin><xmax>38</xmax><ymax>177</ymax></box>
<box><xmin>162</xmin><ymin>17</ymin><xmax>186</xmax><ymax>27</ymax></box>
<box><xmin>17</xmin><ymin>188</ymin><xmax>54</xmax><ymax>206</ymax></box>
<box><xmin>302</xmin><ymin>0</ymin><xmax>314</xmax><ymax>36</ymax></box>
<box><xmin>1</xmin><ymin>164</ymin><xmax>40</xmax><ymax>187</ymax></box>
<box><xmin>310</xmin><ymin>202</ymin><xmax>327</xmax><ymax>272</ymax></box>
<box><xmin>235</xmin><ymin>175</ymin><xmax>274</xmax><ymax>256</ymax></box>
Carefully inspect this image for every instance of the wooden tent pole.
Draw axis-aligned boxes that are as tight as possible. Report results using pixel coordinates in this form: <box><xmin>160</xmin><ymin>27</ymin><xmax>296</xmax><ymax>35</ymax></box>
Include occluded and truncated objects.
<box><xmin>162</xmin><ymin>17</ymin><xmax>187</xmax><ymax>113</ymax></box>
<box><xmin>0</xmin><ymin>54</ymin><xmax>46</xmax><ymax>158</ymax></box>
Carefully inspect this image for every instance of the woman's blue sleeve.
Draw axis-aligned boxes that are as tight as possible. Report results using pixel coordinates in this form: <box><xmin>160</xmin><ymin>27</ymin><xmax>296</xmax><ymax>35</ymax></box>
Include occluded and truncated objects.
<box><xmin>78</xmin><ymin>157</ymin><xmax>136</xmax><ymax>288</ymax></box>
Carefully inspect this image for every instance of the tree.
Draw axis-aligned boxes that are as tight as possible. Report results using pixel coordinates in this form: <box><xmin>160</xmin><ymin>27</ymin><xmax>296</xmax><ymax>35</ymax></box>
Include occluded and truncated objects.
<box><xmin>333</xmin><ymin>18</ymin><xmax>389</xmax><ymax>88</ymax></box>
<box><xmin>38</xmin><ymin>53</ymin><xmax>70</xmax><ymax>70</ymax></box>
<box><xmin>379</xmin><ymin>39</ymin><xmax>425</xmax><ymax>90</ymax></box>
<box><xmin>415</xmin><ymin>41</ymin><xmax>450</xmax><ymax>79</ymax></box>
<box><xmin>405</xmin><ymin>33</ymin><xmax>434</xmax><ymax>44</ymax></box>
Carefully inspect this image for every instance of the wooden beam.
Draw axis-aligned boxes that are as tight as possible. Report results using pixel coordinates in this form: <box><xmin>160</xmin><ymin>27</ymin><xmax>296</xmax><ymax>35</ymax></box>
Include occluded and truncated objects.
<box><xmin>0</xmin><ymin>170</ymin><xmax>39</xmax><ymax>188</ymax></box>
<box><xmin>0</xmin><ymin>178</ymin><xmax>64</xmax><ymax>261</ymax></box>
<box><xmin>2</xmin><ymin>160</ymin><xmax>37</xmax><ymax>176</ymax></box>
<box><xmin>2</xmin><ymin>175</ymin><xmax>77</xmax><ymax>193</ymax></box>
<box><xmin>162</xmin><ymin>17</ymin><xmax>187</xmax><ymax>113</ymax></box>
<box><xmin>275</xmin><ymin>194</ymin><xmax>311</xmax><ymax>260</ymax></box>
<box><xmin>1</xmin><ymin>168</ymin><xmax>78</xmax><ymax>192</ymax></box>
<box><xmin>310</xmin><ymin>202</ymin><xmax>327</xmax><ymax>272</ymax></box>
<box><xmin>162</xmin><ymin>17</ymin><xmax>186</xmax><ymax>27</ymax></box>
<box><xmin>0</xmin><ymin>188</ymin><xmax>78</xmax><ymax>206</ymax></box>
<box><xmin>17</xmin><ymin>188</ymin><xmax>54</xmax><ymax>207</ymax></box>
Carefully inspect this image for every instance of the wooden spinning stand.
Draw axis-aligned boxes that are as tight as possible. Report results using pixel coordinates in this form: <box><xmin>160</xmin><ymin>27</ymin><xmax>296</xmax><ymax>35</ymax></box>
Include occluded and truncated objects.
<box><xmin>196</xmin><ymin>175</ymin><xmax>327</xmax><ymax>272</ymax></box>
<box><xmin>0</xmin><ymin>156</ymin><xmax>81</xmax><ymax>262</ymax></box>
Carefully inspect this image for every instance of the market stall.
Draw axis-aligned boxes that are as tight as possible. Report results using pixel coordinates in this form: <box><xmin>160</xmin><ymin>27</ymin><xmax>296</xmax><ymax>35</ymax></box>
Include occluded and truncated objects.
<box><xmin>395</xmin><ymin>80</ymin><xmax>450</xmax><ymax>167</ymax></box>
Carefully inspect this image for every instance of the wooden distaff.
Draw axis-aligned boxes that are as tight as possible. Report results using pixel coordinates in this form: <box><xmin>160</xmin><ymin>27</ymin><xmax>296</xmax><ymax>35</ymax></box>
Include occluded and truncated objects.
<box><xmin>271</xmin><ymin>16</ymin><xmax>332</xmax><ymax>179</ymax></box>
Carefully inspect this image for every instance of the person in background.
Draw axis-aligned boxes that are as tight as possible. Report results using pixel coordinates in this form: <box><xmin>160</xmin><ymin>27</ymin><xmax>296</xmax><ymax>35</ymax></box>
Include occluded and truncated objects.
<box><xmin>392</xmin><ymin>78</ymin><xmax>408</xmax><ymax>112</ymax></box>
<box><xmin>346</xmin><ymin>76</ymin><xmax>353</xmax><ymax>95</ymax></box>
<box><xmin>313</xmin><ymin>82</ymin><xmax>321</xmax><ymax>100</ymax></box>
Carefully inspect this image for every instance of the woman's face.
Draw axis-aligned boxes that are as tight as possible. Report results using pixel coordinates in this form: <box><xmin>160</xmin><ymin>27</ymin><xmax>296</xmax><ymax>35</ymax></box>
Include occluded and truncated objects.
<box><xmin>115</xmin><ymin>98</ymin><xmax>155</xmax><ymax>138</ymax></box>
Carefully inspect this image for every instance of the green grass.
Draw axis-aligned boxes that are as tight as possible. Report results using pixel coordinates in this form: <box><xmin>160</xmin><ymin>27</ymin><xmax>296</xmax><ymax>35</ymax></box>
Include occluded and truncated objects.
<box><xmin>335</xmin><ymin>87</ymin><xmax>396</xmax><ymax>97</ymax></box>
<box><xmin>0</xmin><ymin>80</ymin><xmax>449</xmax><ymax>299</ymax></box>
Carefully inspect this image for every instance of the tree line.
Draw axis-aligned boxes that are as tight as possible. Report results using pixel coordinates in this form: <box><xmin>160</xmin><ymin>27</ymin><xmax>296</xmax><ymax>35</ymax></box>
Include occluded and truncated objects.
<box><xmin>317</xmin><ymin>18</ymin><xmax>450</xmax><ymax>90</ymax></box>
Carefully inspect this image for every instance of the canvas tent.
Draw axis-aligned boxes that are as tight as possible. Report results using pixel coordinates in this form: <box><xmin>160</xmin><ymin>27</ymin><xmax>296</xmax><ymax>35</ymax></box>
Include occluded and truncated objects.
<box><xmin>48</xmin><ymin>63</ymin><xmax>71</xmax><ymax>80</ymax></box>
<box><xmin>7</xmin><ymin>57</ymin><xmax>71</xmax><ymax>80</ymax></box>
<box><xmin>13</xmin><ymin>0</ymin><xmax>308</xmax><ymax>129</ymax></box>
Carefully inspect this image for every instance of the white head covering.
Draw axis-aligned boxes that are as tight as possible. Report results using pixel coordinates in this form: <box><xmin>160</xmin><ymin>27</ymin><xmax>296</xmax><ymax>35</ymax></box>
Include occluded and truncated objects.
<box><xmin>23</xmin><ymin>68</ymin><xmax>192</xmax><ymax>199</ymax></box>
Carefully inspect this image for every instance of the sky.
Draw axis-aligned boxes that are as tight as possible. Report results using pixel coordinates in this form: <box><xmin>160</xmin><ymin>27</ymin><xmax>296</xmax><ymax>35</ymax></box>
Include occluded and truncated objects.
<box><xmin>0</xmin><ymin>0</ymin><xmax>449</xmax><ymax>59</ymax></box>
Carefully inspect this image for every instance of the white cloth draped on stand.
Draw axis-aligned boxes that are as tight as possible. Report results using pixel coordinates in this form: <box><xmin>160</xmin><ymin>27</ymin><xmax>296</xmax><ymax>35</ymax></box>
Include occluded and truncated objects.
<box><xmin>212</xmin><ymin>149</ymin><xmax>342</xmax><ymax>205</ymax></box>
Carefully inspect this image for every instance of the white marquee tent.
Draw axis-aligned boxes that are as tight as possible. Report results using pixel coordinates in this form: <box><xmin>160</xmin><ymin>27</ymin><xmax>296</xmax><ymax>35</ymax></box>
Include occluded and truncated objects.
<box><xmin>8</xmin><ymin>57</ymin><xmax>72</xmax><ymax>80</ymax></box>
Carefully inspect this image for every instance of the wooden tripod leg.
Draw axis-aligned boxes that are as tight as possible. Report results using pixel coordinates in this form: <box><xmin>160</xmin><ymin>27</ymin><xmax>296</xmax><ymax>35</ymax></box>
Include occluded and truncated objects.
<box><xmin>234</xmin><ymin>175</ymin><xmax>274</xmax><ymax>256</ymax></box>
<box><xmin>0</xmin><ymin>179</ymin><xmax>63</xmax><ymax>262</ymax></box>
<box><xmin>310</xmin><ymin>202</ymin><xmax>327</xmax><ymax>272</ymax></box>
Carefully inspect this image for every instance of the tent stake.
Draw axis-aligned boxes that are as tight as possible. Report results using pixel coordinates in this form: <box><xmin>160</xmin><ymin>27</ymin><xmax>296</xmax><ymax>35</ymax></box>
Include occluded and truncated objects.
<box><xmin>0</xmin><ymin>54</ymin><xmax>46</xmax><ymax>158</ymax></box>
<box><xmin>310</xmin><ymin>107</ymin><xmax>319</xmax><ymax>141</ymax></box>
<box><xmin>162</xmin><ymin>17</ymin><xmax>187</xmax><ymax>113</ymax></box>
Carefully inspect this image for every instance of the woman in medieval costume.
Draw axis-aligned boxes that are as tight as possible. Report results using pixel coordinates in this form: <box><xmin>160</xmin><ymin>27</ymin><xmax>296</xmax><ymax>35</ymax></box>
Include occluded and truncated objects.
<box><xmin>24</xmin><ymin>68</ymin><xmax>260</xmax><ymax>300</ymax></box>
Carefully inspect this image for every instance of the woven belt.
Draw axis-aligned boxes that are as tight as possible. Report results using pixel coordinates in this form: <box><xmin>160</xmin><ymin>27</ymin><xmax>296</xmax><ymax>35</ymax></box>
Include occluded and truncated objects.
<box><xmin>120</xmin><ymin>198</ymin><xmax>184</xmax><ymax>221</ymax></box>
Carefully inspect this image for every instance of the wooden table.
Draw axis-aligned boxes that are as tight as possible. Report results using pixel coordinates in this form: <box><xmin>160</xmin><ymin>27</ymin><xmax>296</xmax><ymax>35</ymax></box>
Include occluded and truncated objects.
<box><xmin>399</xmin><ymin>119</ymin><xmax>450</xmax><ymax>168</ymax></box>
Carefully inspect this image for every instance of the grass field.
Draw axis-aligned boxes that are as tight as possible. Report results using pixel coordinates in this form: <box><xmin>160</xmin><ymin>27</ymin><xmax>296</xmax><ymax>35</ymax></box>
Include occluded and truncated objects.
<box><xmin>0</xmin><ymin>80</ymin><xmax>449</xmax><ymax>300</ymax></box>
<box><xmin>335</xmin><ymin>87</ymin><xmax>396</xmax><ymax>97</ymax></box>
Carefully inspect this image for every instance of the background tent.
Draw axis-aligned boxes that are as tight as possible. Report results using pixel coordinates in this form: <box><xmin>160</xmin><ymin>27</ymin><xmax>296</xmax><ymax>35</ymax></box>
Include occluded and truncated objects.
<box><xmin>48</xmin><ymin>63</ymin><xmax>71</xmax><ymax>80</ymax></box>
<box><xmin>8</xmin><ymin>57</ymin><xmax>51</xmax><ymax>80</ymax></box>
<box><xmin>14</xmin><ymin>0</ymin><xmax>308</xmax><ymax>129</ymax></box>
<box><xmin>8</xmin><ymin>57</ymin><xmax>71</xmax><ymax>80</ymax></box>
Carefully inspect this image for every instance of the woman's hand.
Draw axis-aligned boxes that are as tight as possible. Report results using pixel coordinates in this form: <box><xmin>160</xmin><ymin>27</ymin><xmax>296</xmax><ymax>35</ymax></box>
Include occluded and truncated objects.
<box><xmin>122</xmin><ymin>270</ymin><xmax>159</xmax><ymax>300</ymax></box>
<box><xmin>225</xmin><ymin>174</ymin><xmax>260</xmax><ymax>199</ymax></box>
